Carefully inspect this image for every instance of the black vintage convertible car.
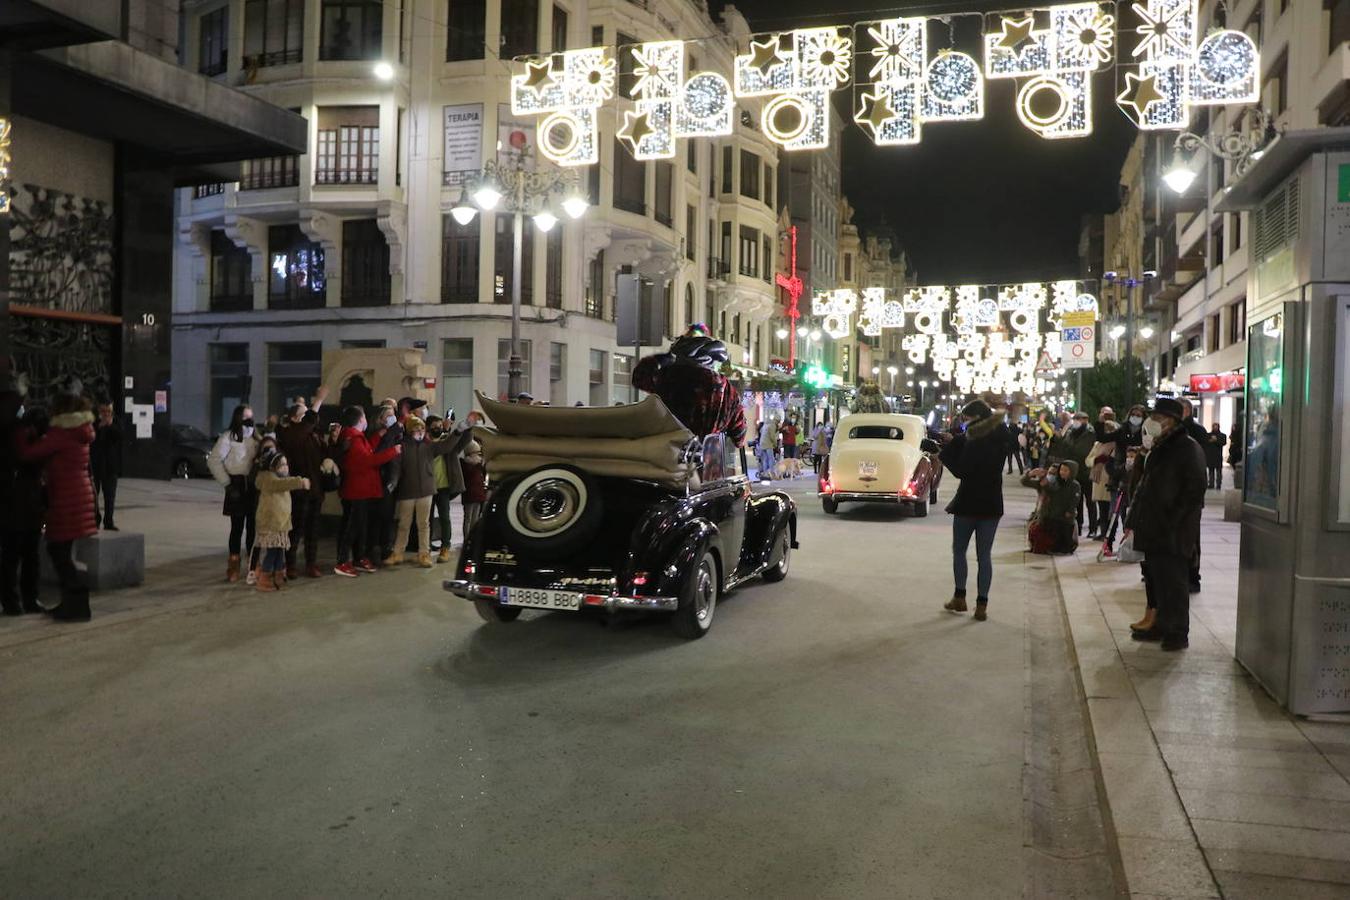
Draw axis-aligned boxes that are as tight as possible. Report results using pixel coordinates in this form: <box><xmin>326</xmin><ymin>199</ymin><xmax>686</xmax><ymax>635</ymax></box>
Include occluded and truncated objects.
<box><xmin>444</xmin><ymin>395</ymin><xmax>797</xmax><ymax>639</ymax></box>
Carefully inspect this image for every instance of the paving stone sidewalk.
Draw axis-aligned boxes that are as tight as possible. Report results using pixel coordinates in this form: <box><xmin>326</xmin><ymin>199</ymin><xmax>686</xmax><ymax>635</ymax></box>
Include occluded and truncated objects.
<box><xmin>1052</xmin><ymin>490</ymin><xmax>1350</xmax><ymax>899</ymax></box>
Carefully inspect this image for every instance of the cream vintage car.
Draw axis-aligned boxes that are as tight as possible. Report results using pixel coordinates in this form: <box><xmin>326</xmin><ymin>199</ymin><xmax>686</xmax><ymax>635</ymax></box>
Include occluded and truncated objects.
<box><xmin>817</xmin><ymin>413</ymin><xmax>943</xmax><ymax>516</ymax></box>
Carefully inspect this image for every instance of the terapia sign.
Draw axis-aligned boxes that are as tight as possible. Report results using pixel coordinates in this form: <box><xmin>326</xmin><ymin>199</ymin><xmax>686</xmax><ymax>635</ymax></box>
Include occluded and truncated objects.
<box><xmin>509</xmin><ymin>0</ymin><xmax>1261</xmax><ymax>165</ymax></box>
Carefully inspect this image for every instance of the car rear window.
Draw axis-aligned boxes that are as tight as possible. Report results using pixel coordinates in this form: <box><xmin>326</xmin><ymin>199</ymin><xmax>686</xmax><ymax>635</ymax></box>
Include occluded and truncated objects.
<box><xmin>848</xmin><ymin>425</ymin><xmax>904</xmax><ymax>440</ymax></box>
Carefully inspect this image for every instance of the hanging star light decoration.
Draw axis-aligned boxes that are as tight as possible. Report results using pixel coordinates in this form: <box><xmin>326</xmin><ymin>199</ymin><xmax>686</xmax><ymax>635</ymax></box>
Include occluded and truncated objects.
<box><xmin>996</xmin><ymin>15</ymin><xmax>1038</xmax><ymax>52</ymax></box>
<box><xmin>736</xmin><ymin>27</ymin><xmax>853</xmax><ymax>150</ymax></box>
<box><xmin>856</xmin><ymin>91</ymin><xmax>896</xmax><ymax>136</ymax></box>
<box><xmin>748</xmin><ymin>37</ymin><xmax>787</xmax><ymax>76</ymax></box>
<box><xmin>1116</xmin><ymin>70</ymin><xmax>1166</xmax><ymax>118</ymax></box>
<box><xmin>853</xmin><ymin>16</ymin><xmax>928</xmax><ymax>145</ymax></box>
<box><xmin>616</xmin><ymin>40</ymin><xmax>734</xmax><ymax>160</ymax></box>
<box><xmin>511</xmin><ymin>46</ymin><xmax>616</xmax><ymax>166</ymax></box>
<box><xmin>1130</xmin><ymin>0</ymin><xmax>1192</xmax><ymax>60</ymax></box>
<box><xmin>617</xmin><ymin>110</ymin><xmax>654</xmax><ymax>151</ymax></box>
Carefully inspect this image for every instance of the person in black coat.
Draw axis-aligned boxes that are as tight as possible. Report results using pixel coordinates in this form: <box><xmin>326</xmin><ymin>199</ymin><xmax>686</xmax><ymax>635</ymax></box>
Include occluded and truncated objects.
<box><xmin>1126</xmin><ymin>398</ymin><xmax>1207</xmax><ymax>651</ymax></box>
<box><xmin>934</xmin><ymin>399</ymin><xmax>1009</xmax><ymax>621</ymax></box>
<box><xmin>1</xmin><ymin>375</ymin><xmax>46</xmax><ymax>615</ymax></box>
<box><xmin>1202</xmin><ymin>422</ymin><xmax>1228</xmax><ymax>489</ymax></box>
<box><xmin>90</xmin><ymin>401</ymin><xmax>124</xmax><ymax>531</ymax></box>
<box><xmin>1179</xmin><ymin>397</ymin><xmax>1208</xmax><ymax>591</ymax></box>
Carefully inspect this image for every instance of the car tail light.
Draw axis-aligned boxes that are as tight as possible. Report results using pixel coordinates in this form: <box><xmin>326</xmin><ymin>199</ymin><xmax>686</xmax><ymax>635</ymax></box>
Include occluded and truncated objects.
<box><xmin>583</xmin><ymin>594</ymin><xmax>607</xmax><ymax>606</ymax></box>
<box><xmin>463</xmin><ymin>562</ymin><xmax>475</xmax><ymax>576</ymax></box>
<box><xmin>631</xmin><ymin>572</ymin><xmax>649</xmax><ymax>587</ymax></box>
<box><xmin>478</xmin><ymin>585</ymin><xmax>498</xmax><ymax>597</ymax></box>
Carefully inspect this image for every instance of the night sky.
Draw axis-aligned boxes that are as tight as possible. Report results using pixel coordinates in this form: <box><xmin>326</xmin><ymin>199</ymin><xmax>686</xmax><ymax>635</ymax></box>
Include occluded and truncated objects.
<box><xmin>715</xmin><ymin>0</ymin><xmax>1135</xmax><ymax>284</ymax></box>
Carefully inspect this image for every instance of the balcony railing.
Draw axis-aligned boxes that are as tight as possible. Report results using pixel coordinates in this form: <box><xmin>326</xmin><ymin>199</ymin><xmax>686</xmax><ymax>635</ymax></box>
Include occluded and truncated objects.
<box><xmin>242</xmin><ymin>49</ymin><xmax>303</xmax><ymax>70</ymax></box>
<box><xmin>706</xmin><ymin>257</ymin><xmax>729</xmax><ymax>280</ymax></box>
<box><xmin>614</xmin><ymin>196</ymin><xmax>646</xmax><ymax>216</ymax></box>
<box><xmin>193</xmin><ymin>183</ymin><xmax>226</xmax><ymax>199</ymax></box>
<box><xmin>315</xmin><ymin>168</ymin><xmax>378</xmax><ymax>186</ymax></box>
<box><xmin>739</xmin><ymin>264</ymin><xmax>758</xmax><ymax>278</ymax></box>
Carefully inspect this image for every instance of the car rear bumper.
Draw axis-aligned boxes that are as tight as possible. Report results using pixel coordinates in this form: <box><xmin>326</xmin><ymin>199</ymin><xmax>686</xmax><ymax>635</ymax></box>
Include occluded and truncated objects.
<box><xmin>443</xmin><ymin>579</ymin><xmax>679</xmax><ymax>612</ymax></box>
<box><xmin>819</xmin><ymin>491</ymin><xmax>915</xmax><ymax>503</ymax></box>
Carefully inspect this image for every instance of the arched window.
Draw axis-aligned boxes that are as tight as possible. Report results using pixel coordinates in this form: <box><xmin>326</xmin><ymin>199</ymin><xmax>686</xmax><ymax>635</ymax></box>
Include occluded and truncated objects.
<box><xmin>684</xmin><ymin>283</ymin><xmax>696</xmax><ymax>329</ymax></box>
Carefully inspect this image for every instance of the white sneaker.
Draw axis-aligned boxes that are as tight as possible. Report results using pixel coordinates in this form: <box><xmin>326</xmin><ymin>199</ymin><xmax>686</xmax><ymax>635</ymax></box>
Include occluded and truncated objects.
<box><xmin>245</xmin><ymin>570</ymin><xmax>257</xmax><ymax>586</ymax></box>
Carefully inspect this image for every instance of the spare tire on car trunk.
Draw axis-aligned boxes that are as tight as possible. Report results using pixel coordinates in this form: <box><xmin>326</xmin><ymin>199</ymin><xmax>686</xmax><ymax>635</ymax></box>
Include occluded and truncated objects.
<box><xmin>495</xmin><ymin>464</ymin><xmax>604</xmax><ymax>562</ymax></box>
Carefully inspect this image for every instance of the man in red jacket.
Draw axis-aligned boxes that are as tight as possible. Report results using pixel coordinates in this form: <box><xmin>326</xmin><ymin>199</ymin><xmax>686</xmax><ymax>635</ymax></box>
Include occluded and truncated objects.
<box><xmin>333</xmin><ymin>405</ymin><xmax>401</xmax><ymax>577</ymax></box>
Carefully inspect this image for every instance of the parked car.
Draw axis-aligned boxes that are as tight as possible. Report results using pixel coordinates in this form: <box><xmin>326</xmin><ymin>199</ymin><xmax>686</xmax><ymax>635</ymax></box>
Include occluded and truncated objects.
<box><xmin>170</xmin><ymin>423</ymin><xmax>214</xmax><ymax>479</ymax></box>
<box><xmin>818</xmin><ymin>412</ymin><xmax>942</xmax><ymax>516</ymax></box>
<box><xmin>444</xmin><ymin>395</ymin><xmax>797</xmax><ymax>639</ymax></box>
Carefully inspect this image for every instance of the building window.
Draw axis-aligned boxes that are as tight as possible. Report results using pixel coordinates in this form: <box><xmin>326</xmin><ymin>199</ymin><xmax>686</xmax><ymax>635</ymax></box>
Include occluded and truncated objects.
<box><xmin>844</xmin><ymin>252</ymin><xmax>852</xmax><ymax>282</ymax></box>
<box><xmin>1207</xmin><ymin>313</ymin><xmax>1221</xmax><ymax>353</ymax></box>
<box><xmin>686</xmin><ymin>142</ymin><xmax>697</xmax><ymax>174</ymax></box>
<box><xmin>209</xmin><ymin>344</ymin><xmax>250</xmax><ymax>435</ymax></box>
<box><xmin>762</xmin><ymin>236</ymin><xmax>772</xmax><ymax>283</ymax></box>
<box><xmin>240</xmin><ymin>155</ymin><xmax>300</xmax><ymax>189</ymax></box>
<box><xmin>199</xmin><ymin>7</ymin><xmax>228</xmax><ymax>76</ymax></box>
<box><xmin>551</xmin><ymin>4</ymin><xmax>567</xmax><ymax>51</ymax></box>
<box><xmin>686</xmin><ymin>206</ymin><xmax>697</xmax><ymax>259</ymax></box>
<box><xmin>585</xmin><ymin>254</ymin><xmax>604</xmax><ymax>318</ymax></box>
<box><xmin>320</xmin><ymin>0</ymin><xmax>383</xmax><ymax>61</ymax></box>
<box><xmin>244</xmin><ymin>0</ymin><xmax>303</xmax><ymax>67</ymax></box>
<box><xmin>501</xmin><ymin>0</ymin><xmax>539</xmax><ymax>58</ymax></box>
<box><xmin>497</xmin><ymin>339</ymin><xmax>532</xmax><ymax>399</ymax></box>
<box><xmin>588</xmin><ymin>349</ymin><xmax>606</xmax><ymax>405</ymax></box>
<box><xmin>721</xmin><ymin>145</ymin><xmax>732</xmax><ymax>195</ymax></box>
<box><xmin>611</xmin><ymin>353</ymin><xmax>632</xmax><ymax>404</ymax></box>
<box><xmin>739</xmin><ymin>225</ymin><xmax>759</xmax><ymax>278</ymax></box>
<box><xmin>550</xmin><ymin>342</ymin><xmax>566</xmax><ymax>405</ymax></box>
<box><xmin>447</xmin><ymin>0</ymin><xmax>486</xmax><ymax>60</ymax></box>
<box><xmin>316</xmin><ymin>106</ymin><xmax>380</xmax><ymax>184</ymax></box>
<box><xmin>210</xmin><ymin>230</ymin><xmax>253</xmax><ymax>312</ymax></box>
<box><xmin>494</xmin><ymin>216</ymin><xmax>533</xmax><ymax>304</ymax></box>
<box><xmin>267</xmin><ymin>225</ymin><xmax>326</xmax><ymax>308</ymax></box>
<box><xmin>708</xmin><ymin>143</ymin><xmax>716</xmax><ymax>197</ymax></box>
<box><xmin>1333</xmin><ymin>0</ymin><xmax>1350</xmax><ymax>52</ymax></box>
<box><xmin>740</xmin><ymin>149</ymin><xmax>760</xmax><ymax>198</ymax></box>
<box><xmin>616</xmin><ymin>32</ymin><xmax>639</xmax><ymax>96</ymax></box>
<box><xmin>341</xmin><ymin>339</ymin><xmax>385</xmax><ymax>348</ymax></box>
<box><xmin>441</xmin><ymin>338</ymin><xmax>473</xmax><ymax>420</ymax></box>
<box><xmin>440</xmin><ymin>214</ymin><xmax>480</xmax><ymax>303</ymax></box>
<box><xmin>591</xmin><ymin>25</ymin><xmax>603</xmax><ymax>45</ymax></box>
<box><xmin>545</xmin><ymin>227</ymin><xmax>563</xmax><ymax>308</ymax></box>
<box><xmin>684</xmin><ymin>283</ymin><xmax>695</xmax><ymax>327</ymax></box>
<box><xmin>267</xmin><ymin>342</ymin><xmax>323</xmax><ymax>419</ymax></box>
<box><xmin>764</xmin><ymin>161</ymin><xmax>774</xmax><ymax>208</ymax></box>
<box><xmin>341</xmin><ymin>219</ymin><xmax>390</xmax><ymax>307</ymax></box>
<box><xmin>1212</xmin><ymin>221</ymin><xmax>1225</xmax><ymax>266</ymax></box>
<box><xmin>1231</xmin><ymin>212</ymin><xmax>1242</xmax><ymax>253</ymax></box>
<box><xmin>1270</xmin><ymin>52</ymin><xmax>1288</xmax><ymax>115</ymax></box>
<box><xmin>654</xmin><ymin>161</ymin><xmax>673</xmax><ymax>226</ymax></box>
<box><xmin>613</xmin><ymin>138</ymin><xmax>645</xmax><ymax>214</ymax></box>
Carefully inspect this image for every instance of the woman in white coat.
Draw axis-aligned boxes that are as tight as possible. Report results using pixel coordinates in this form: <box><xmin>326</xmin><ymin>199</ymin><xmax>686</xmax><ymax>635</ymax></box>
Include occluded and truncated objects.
<box><xmin>207</xmin><ymin>404</ymin><xmax>260</xmax><ymax>582</ymax></box>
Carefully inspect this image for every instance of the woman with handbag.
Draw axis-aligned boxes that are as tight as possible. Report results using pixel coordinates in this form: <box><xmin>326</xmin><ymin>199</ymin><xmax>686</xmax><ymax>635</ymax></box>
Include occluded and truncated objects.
<box><xmin>208</xmin><ymin>404</ymin><xmax>260</xmax><ymax>583</ymax></box>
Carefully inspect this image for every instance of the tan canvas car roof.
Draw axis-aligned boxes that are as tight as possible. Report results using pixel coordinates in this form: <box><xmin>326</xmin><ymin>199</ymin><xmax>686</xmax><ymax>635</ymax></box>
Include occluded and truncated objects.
<box><xmin>474</xmin><ymin>392</ymin><xmax>696</xmax><ymax>487</ymax></box>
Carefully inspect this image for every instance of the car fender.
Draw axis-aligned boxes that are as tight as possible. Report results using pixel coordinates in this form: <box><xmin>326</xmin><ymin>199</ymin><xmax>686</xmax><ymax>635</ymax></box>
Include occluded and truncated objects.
<box><xmin>745</xmin><ymin>492</ymin><xmax>798</xmax><ymax>569</ymax></box>
<box><xmin>631</xmin><ymin>516</ymin><xmax>720</xmax><ymax>598</ymax></box>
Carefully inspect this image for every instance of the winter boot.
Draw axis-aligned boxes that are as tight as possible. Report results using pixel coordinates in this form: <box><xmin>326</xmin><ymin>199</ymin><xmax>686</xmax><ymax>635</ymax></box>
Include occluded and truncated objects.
<box><xmin>436</xmin><ymin>548</ymin><xmax>452</xmax><ymax>564</ymax></box>
<box><xmin>382</xmin><ymin>551</ymin><xmax>405</xmax><ymax>567</ymax></box>
<box><xmin>227</xmin><ymin>554</ymin><xmax>241</xmax><ymax>583</ymax></box>
<box><xmin>1130</xmin><ymin>608</ymin><xmax>1157</xmax><ymax>633</ymax></box>
<box><xmin>418</xmin><ymin>552</ymin><xmax>433</xmax><ymax>569</ymax></box>
<box><xmin>255</xmin><ymin>571</ymin><xmax>277</xmax><ymax>593</ymax></box>
<box><xmin>50</xmin><ymin>587</ymin><xmax>91</xmax><ymax>622</ymax></box>
<box><xmin>944</xmin><ymin>593</ymin><xmax>968</xmax><ymax>614</ymax></box>
<box><xmin>274</xmin><ymin>570</ymin><xmax>287</xmax><ymax>591</ymax></box>
<box><xmin>305</xmin><ymin>565</ymin><xmax>323</xmax><ymax>578</ymax></box>
<box><xmin>973</xmin><ymin>599</ymin><xmax>988</xmax><ymax>621</ymax></box>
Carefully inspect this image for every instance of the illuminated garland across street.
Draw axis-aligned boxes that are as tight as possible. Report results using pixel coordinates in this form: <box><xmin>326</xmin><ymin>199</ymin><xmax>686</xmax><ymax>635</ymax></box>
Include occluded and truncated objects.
<box><xmin>814</xmin><ymin>281</ymin><xmax>1100</xmax><ymax>396</ymax></box>
<box><xmin>507</xmin><ymin>0</ymin><xmax>1261</xmax><ymax>164</ymax></box>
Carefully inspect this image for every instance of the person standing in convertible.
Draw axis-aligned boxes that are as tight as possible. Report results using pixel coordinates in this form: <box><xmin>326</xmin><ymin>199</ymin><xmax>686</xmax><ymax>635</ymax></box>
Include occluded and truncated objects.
<box><xmin>632</xmin><ymin>324</ymin><xmax>747</xmax><ymax>446</ymax></box>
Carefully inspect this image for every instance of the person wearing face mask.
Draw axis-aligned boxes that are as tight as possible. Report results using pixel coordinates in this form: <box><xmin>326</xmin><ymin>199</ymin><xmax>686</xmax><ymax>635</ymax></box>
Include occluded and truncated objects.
<box><xmin>384</xmin><ymin>415</ymin><xmax>472</xmax><ymax>568</ymax></box>
<box><xmin>252</xmin><ymin>451</ymin><xmax>310</xmax><ymax>592</ymax></box>
<box><xmin>1125</xmin><ymin>398</ymin><xmax>1206</xmax><ymax>651</ymax></box>
<box><xmin>1048</xmin><ymin>410</ymin><xmax>1096</xmax><ymax>535</ymax></box>
<box><xmin>936</xmin><ymin>398</ymin><xmax>1010</xmax><ymax>621</ymax></box>
<box><xmin>208</xmin><ymin>404</ymin><xmax>261</xmax><ymax>583</ymax></box>
<box><xmin>1022</xmin><ymin>461</ymin><xmax>1081</xmax><ymax>554</ymax></box>
<box><xmin>333</xmin><ymin>405</ymin><xmax>402</xmax><ymax>577</ymax></box>
<box><xmin>277</xmin><ymin>389</ymin><xmax>329</xmax><ymax>579</ymax></box>
<box><xmin>426</xmin><ymin>414</ymin><xmax>472</xmax><ymax>562</ymax></box>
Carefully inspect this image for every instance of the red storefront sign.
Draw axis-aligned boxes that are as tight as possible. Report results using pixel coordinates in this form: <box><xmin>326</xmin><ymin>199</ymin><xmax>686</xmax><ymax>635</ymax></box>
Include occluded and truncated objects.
<box><xmin>1190</xmin><ymin>374</ymin><xmax>1219</xmax><ymax>392</ymax></box>
<box><xmin>1219</xmin><ymin>372</ymin><xmax>1245</xmax><ymax>391</ymax></box>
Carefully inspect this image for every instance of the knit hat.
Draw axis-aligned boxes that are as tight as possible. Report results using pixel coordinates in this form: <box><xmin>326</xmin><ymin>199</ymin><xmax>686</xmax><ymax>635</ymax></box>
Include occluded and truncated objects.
<box><xmin>959</xmin><ymin>399</ymin><xmax>993</xmax><ymax>421</ymax></box>
<box><xmin>1152</xmin><ymin>397</ymin><xmax>1185</xmax><ymax>421</ymax></box>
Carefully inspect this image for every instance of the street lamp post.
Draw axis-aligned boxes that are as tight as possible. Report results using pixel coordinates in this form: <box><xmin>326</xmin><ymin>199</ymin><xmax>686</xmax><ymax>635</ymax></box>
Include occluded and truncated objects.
<box><xmin>450</xmin><ymin>147</ymin><xmax>589</xmax><ymax>399</ymax></box>
<box><xmin>1163</xmin><ymin>107</ymin><xmax>1278</xmax><ymax>195</ymax></box>
<box><xmin>1103</xmin><ymin>270</ymin><xmax>1156</xmax><ymax>412</ymax></box>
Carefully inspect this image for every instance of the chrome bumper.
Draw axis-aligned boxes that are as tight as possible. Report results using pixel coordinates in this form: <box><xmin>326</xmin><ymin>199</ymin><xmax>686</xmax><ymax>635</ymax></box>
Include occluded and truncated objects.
<box><xmin>818</xmin><ymin>491</ymin><xmax>911</xmax><ymax>503</ymax></box>
<box><xmin>443</xmin><ymin>579</ymin><xmax>679</xmax><ymax>613</ymax></box>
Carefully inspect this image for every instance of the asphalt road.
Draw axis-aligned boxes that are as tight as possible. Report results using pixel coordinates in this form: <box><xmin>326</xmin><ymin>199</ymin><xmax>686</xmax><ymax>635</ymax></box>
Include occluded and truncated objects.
<box><xmin>1</xmin><ymin>477</ymin><xmax>1081</xmax><ymax>898</ymax></box>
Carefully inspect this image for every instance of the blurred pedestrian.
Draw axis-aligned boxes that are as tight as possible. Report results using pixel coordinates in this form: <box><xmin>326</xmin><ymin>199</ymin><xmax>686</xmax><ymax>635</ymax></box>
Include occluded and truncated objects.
<box><xmin>333</xmin><ymin>406</ymin><xmax>401</xmax><ymax>578</ymax></box>
<box><xmin>810</xmin><ymin>416</ymin><xmax>831</xmax><ymax>474</ymax></box>
<box><xmin>937</xmin><ymin>399</ymin><xmax>1009</xmax><ymax>621</ymax></box>
<box><xmin>385</xmin><ymin>415</ymin><xmax>470</xmax><ymax>569</ymax></box>
<box><xmin>1050</xmin><ymin>410</ymin><xmax>1095</xmax><ymax>534</ymax></box>
<box><xmin>460</xmin><ymin>438</ymin><xmax>487</xmax><ymax>540</ymax></box>
<box><xmin>0</xmin><ymin>375</ymin><xmax>44</xmax><ymax>616</ymax></box>
<box><xmin>1022</xmin><ymin>461</ymin><xmax>1080</xmax><ymax>554</ymax></box>
<box><xmin>1203</xmin><ymin>422</ymin><xmax>1227</xmax><ymax>490</ymax></box>
<box><xmin>16</xmin><ymin>389</ymin><xmax>97</xmax><ymax>621</ymax></box>
<box><xmin>208</xmin><ymin>404</ymin><xmax>259</xmax><ymax>583</ymax></box>
<box><xmin>277</xmin><ymin>392</ymin><xmax>329</xmax><ymax>579</ymax></box>
<box><xmin>1127</xmin><ymin>398</ymin><xmax>1206</xmax><ymax>651</ymax></box>
<box><xmin>253</xmin><ymin>451</ymin><xmax>309</xmax><ymax>592</ymax></box>
<box><xmin>90</xmin><ymin>401</ymin><xmax>123</xmax><ymax>531</ymax></box>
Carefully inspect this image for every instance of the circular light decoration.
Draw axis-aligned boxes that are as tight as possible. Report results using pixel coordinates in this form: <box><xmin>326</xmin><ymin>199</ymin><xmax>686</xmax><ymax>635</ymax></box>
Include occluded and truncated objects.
<box><xmin>683</xmin><ymin>72</ymin><xmax>731</xmax><ymax>119</ymax></box>
<box><xmin>913</xmin><ymin>311</ymin><xmax>941</xmax><ymax>334</ymax></box>
<box><xmin>926</xmin><ymin>52</ymin><xmax>980</xmax><ymax>105</ymax></box>
<box><xmin>1017</xmin><ymin>76</ymin><xmax>1070</xmax><ymax>129</ymax></box>
<box><xmin>1009</xmin><ymin>309</ymin><xmax>1037</xmax><ymax>334</ymax></box>
<box><xmin>763</xmin><ymin>94</ymin><xmax>811</xmax><ymax>142</ymax></box>
<box><xmin>822</xmin><ymin>312</ymin><xmax>852</xmax><ymax>339</ymax></box>
<box><xmin>539</xmin><ymin>111</ymin><xmax>582</xmax><ymax>161</ymax></box>
<box><xmin>1195</xmin><ymin>30</ymin><xmax>1257</xmax><ymax>88</ymax></box>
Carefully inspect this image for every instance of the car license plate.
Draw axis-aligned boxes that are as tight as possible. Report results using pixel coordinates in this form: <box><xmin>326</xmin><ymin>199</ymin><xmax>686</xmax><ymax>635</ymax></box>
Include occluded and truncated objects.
<box><xmin>858</xmin><ymin>461</ymin><xmax>879</xmax><ymax>478</ymax></box>
<box><xmin>499</xmin><ymin>587</ymin><xmax>582</xmax><ymax>611</ymax></box>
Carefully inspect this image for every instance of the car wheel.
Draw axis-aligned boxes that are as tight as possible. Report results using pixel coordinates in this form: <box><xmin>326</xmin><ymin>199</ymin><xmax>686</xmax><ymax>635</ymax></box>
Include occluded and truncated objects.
<box><xmin>496</xmin><ymin>464</ymin><xmax>604</xmax><ymax>562</ymax></box>
<box><xmin>672</xmin><ymin>551</ymin><xmax>718</xmax><ymax>639</ymax></box>
<box><xmin>474</xmin><ymin>600</ymin><xmax>522</xmax><ymax>623</ymax></box>
<box><xmin>822</xmin><ymin>496</ymin><xmax>839</xmax><ymax>515</ymax></box>
<box><xmin>172</xmin><ymin>459</ymin><xmax>192</xmax><ymax>480</ymax></box>
<box><xmin>911</xmin><ymin>497</ymin><xmax>929</xmax><ymax>518</ymax></box>
<box><xmin>761</xmin><ymin>528</ymin><xmax>790</xmax><ymax>583</ymax></box>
